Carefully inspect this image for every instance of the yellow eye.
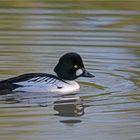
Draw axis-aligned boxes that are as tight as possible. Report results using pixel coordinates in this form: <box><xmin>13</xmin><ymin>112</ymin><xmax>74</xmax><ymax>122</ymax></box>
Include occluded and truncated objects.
<box><xmin>74</xmin><ymin>65</ymin><xmax>78</xmax><ymax>69</ymax></box>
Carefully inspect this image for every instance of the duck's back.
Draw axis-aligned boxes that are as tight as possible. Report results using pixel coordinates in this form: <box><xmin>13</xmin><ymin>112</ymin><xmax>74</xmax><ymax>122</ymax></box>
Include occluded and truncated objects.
<box><xmin>0</xmin><ymin>73</ymin><xmax>79</xmax><ymax>93</ymax></box>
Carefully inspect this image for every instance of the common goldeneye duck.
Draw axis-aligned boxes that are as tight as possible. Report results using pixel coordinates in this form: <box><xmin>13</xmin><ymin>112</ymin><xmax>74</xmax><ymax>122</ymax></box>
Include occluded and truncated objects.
<box><xmin>0</xmin><ymin>52</ymin><xmax>94</xmax><ymax>93</ymax></box>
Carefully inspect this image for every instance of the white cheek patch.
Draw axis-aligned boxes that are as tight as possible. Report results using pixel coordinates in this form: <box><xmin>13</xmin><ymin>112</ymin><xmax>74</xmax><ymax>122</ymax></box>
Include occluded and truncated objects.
<box><xmin>76</xmin><ymin>69</ymin><xmax>83</xmax><ymax>76</ymax></box>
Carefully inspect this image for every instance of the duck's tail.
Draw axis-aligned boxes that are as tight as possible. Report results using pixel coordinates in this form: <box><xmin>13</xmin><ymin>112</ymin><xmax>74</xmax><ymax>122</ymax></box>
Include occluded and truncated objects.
<box><xmin>0</xmin><ymin>82</ymin><xmax>19</xmax><ymax>95</ymax></box>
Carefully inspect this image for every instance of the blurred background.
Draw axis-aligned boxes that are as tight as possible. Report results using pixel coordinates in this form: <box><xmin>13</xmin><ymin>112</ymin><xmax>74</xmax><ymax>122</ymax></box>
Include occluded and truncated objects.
<box><xmin>0</xmin><ymin>0</ymin><xmax>140</xmax><ymax>140</ymax></box>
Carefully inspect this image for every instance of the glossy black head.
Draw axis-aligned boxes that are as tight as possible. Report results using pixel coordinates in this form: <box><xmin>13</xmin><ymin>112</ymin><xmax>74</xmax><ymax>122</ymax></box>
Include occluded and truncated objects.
<box><xmin>54</xmin><ymin>52</ymin><xmax>94</xmax><ymax>80</ymax></box>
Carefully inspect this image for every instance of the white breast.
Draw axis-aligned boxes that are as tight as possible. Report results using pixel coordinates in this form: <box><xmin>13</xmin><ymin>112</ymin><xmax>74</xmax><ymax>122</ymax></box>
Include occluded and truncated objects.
<box><xmin>13</xmin><ymin>76</ymin><xmax>80</xmax><ymax>93</ymax></box>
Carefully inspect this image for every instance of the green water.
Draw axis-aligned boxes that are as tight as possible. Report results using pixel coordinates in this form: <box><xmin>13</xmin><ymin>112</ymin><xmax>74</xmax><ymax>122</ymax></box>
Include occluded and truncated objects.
<box><xmin>0</xmin><ymin>1</ymin><xmax>140</xmax><ymax>140</ymax></box>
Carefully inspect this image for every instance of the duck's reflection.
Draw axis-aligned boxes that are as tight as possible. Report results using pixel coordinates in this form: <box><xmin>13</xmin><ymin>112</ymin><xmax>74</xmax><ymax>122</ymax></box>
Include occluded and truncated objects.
<box><xmin>0</xmin><ymin>92</ymin><xmax>84</xmax><ymax>118</ymax></box>
<box><xmin>54</xmin><ymin>95</ymin><xmax>84</xmax><ymax>117</ymax></box>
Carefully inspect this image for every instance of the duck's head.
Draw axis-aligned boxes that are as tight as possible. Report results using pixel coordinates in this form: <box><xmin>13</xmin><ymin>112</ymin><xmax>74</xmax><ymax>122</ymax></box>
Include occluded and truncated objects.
<box><xmin>54</xmin><ymin>52</ymin><xmax>94</xmax><ymax>80</ymax></box>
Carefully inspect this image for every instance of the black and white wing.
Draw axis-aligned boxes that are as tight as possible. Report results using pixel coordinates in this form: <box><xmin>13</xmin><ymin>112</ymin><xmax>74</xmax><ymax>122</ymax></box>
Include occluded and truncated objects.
<box><xmin>0</xmin><ymin>73</ymin><xmax>65</xmax><ymax>92</ymax></box>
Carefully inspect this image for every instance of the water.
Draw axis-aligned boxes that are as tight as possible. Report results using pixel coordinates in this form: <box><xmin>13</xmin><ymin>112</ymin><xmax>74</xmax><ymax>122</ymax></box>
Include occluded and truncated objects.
<box><xmin>0</xmin><ymin>1</ymin><xmax>140</xmax><ymax>140</ymax></box>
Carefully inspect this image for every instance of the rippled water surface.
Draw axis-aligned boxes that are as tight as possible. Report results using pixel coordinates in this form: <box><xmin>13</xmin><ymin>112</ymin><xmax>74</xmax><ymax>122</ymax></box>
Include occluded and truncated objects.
<box><xmin>0</xmin><ymin>1</ymin><xmax>140</xmax><ymax>140</ymax></box>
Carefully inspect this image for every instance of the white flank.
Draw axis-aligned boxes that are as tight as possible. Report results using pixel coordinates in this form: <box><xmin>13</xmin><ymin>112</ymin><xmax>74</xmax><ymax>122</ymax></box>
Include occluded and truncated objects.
<box><xmin>13</xmin><ymin>77</ymin><xmax>80</xmax><ymax>93</ymax></box>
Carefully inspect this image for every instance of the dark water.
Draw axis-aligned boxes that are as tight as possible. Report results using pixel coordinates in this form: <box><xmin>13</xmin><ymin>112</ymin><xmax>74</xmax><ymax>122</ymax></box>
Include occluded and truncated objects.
<box><xmin>0</xmin><ymin>1</ymin><xmax>140</xmax><ymax>140</ymax></box>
